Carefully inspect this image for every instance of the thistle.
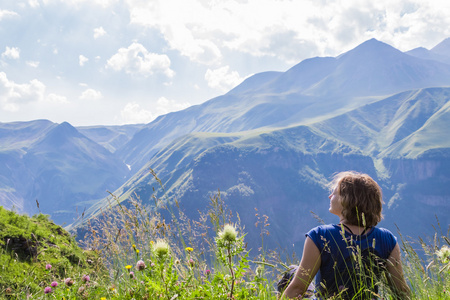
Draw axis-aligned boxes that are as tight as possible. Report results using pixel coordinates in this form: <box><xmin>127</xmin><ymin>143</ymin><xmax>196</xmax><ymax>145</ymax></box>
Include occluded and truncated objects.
<box><xmin>153</xmin><ymin>239</ymin><xmax>170</xmax><ymax>260</ymax></box>
<box><xmin>217</xmin><ymin>224</ymin><xmax>238</xmax><ymax>245</ymax></box>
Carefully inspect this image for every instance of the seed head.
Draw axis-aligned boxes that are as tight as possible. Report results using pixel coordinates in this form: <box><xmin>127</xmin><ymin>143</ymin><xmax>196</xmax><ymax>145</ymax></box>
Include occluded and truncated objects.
<box><xmin>436</xmin><ymin>245</ymin><xmax>450</xmax><ymax>264</ymax></box>
<box><xmin>153</xmin><ymin>240</ymin><xmax>170</xmax><ymax>259</ymax></box>
<box><xmin>219</xmin><ymin>224</ymin><xmax>237</xmax><ymax>243</ymax></box>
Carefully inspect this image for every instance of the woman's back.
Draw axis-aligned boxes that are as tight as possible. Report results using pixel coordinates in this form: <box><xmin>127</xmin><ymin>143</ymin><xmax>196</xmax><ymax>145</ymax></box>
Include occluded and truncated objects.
<box><xmin>307</xmin><ymin>224</ymin><xmax>397</xmax><ymax>299</ymax></box>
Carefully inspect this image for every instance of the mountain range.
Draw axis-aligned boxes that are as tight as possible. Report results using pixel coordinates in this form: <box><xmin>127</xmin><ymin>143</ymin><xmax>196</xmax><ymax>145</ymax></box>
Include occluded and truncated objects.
<box><xmin>1</xmin><ymin>38</ymin><xmax>449</xmax><ymax>251</ymax></box>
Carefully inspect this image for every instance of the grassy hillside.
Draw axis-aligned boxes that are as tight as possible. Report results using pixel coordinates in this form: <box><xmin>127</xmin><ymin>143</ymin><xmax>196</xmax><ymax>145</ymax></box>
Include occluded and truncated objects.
<box><xmin>0</xmin><ymin>206</ymin><xmax>102</xmax><ymax>297</ymax></box>
<box><xmin>2</xmin><ymin>193</ymin><xmax>449</xmax><ymax>299</ymax></box>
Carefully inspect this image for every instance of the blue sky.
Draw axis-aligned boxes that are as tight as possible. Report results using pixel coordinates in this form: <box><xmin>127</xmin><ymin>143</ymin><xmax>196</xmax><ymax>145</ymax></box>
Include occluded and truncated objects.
<box><xmin>1</xmin><ymin>0</ymin><xmax>449</xmax><ymax>126</ymax></box>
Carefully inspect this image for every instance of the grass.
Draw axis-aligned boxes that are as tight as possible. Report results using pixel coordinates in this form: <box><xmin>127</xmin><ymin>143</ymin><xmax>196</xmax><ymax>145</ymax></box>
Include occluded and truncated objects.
<box><xmin>0</xmin><ymin>175</ymin><xmax>449</xmax><ymax>299</ymax></box>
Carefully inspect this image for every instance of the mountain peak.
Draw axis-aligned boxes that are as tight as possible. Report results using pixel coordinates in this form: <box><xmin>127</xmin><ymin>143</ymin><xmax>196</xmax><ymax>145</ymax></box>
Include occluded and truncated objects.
<box><xmin>341</xmin><ymin>38</ymin><xmax>401</xmax><ymax>60</ymax></box>
<box><xmin>431</xmin><ymin>37</ymin><xmax>450</xmax><ymax>56</ymax></box>
<box><xmin>31</xmin><ymin>121</ymin><xmax>83</xmax><ymax>150</ymax></box>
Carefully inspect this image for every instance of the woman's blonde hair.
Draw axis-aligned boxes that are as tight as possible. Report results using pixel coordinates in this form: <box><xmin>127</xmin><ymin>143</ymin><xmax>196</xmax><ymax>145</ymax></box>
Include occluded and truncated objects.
<box><xmin>331</xmin><ymin>171</ymin><xmax>383</xmax><ymax>227</ymax></box>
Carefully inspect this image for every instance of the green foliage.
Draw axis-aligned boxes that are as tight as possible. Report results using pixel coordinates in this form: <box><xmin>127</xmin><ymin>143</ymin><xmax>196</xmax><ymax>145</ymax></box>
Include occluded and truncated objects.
<box><xmin>0</xmin><ymin>206</ymin><xmax>102</xmax><ymax>298</ymax></box>
<box><xmin>399</xmin><ymin>225</ymin><xmax>450</xmax><ymax>300</ymax></box>
<box><xmin>1</xmin><ymin>189</ymin><xmax>449</xmax><ymax>299</ymax></box>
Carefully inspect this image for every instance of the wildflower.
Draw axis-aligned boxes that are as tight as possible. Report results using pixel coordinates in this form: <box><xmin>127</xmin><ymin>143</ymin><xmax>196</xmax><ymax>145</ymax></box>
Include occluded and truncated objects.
<box><xmin>82</xmin><ymin>275</ymin><xmax>90</xmax><ymax>282</ymax></box>
<box><xmin>45</xmin><ymin>264</ymin><xmax>52</xmax><ymax>270</ymax></box>
<box><xmin>132</xmin><ymin>244</ymin><xmax>136</xmax><ymax>249</ymax></box>
<box><xmin>44</xmin><ymin>287</ymin><xmax>52</xmax><ymax>294</ymax></box>
<box><xmin>51</xmin><ymin>281</ymin><xmax>58</xmax><ymax>287</ymax></box>
<box><xmin>205</xmin><ymin>269</ymin><xmax>211</xmax><ymax>276</ymax></box>
<box><xmin>5</xmin><ymin>287</ymin><xmax>12</xmax><ymax>295</ymax></box>
<box><xmin>255</xmin><ymin>266</ymin><xmax>263</xmax><ymax>277</ymax></box>
<box><xmin>188</xmin><ymin>258</ymin><xmax>195</xmax><ymax>267</ymax></box>
<box><xmin>125</xmin><ymin>265</ymin><xmax>132</xmax><ymax>270</ymax></box>
<box><xmin>136</xmin><ymin>260</ymin><xmax>146</xmax><ymax>271</ymax></box>
<box><xmin>185</xmin><ymin>247</ymin><xmax>194</xmax><ymax>252</ymax></box>
<box><xmin>136</xmin><ymin>249</ymin><xmax>140</xmax><ymax>254</ymax></box>
<box><xmin>436</xmin><ymin>245</ymin><xmax>450</xmax><ymax>264</ymax></box>
<box><xmin>218</xmin><ymin>224</ymin><xmax>237</xmax><ymax>243</ymax></box>
<box><xmin>150</xmin><ymin>240</ymin><xmax>154</xmax><ymax>245</ymax></box>
<box><xmin>129</xmin><ymin>271</ymin><xmax>135</xmax><ymax>279</ymax></box>
<box><xmin>101</xmin><ymin>298</ymin><xmax>106</xmax><ymax>300</ymax></box>
<box><xmin>78</xmin><ymin>286</ymin><xmax>85</xmax><ymax>294</ymax></box>
<box><xmin>153</xmin><ymin>240</ymin><xmax>170</xmax><ymax>259</ymax></box>
<box><xmin>64</xmin><ymin>278</ymin><xmax>74</xmax><ymax>286</ymax></box>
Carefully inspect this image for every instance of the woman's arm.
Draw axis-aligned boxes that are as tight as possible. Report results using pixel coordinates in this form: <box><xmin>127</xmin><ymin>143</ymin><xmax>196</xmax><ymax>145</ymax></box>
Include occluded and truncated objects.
<box><xmin>281</xmin><ymin>237</ymin><xmax>321</xmax><ymax>299</ymax></box>
<box><xmin>386</xmin><ymin>243</ymin><xmax>410</xmax><ymax>299</ymax></box>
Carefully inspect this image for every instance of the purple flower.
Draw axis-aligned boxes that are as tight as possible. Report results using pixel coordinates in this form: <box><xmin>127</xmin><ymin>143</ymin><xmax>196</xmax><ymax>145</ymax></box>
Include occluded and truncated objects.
<box><xmin>78</xmin><ymin>286</ymin><xmax>85</xmax><ymax>294</ymax></box>
<box><xmin>188</xmin><ymin>258</ymin><xmax>195</xmax><ymax>267</ymax></box>
<box><xmin>129</xmin><ymin>271</ymin><xmax>135</xmax><ymax>279</ymax></box>
<box><xmin>44</xmin><ymin>287</ymin><xmax>52</xmax><ymax>294</ymax></box>
<box><xmin>51</xmin><ymin>281</ymin><xmax>58</xmax><ymax>287</ymax></box>
<box><xmin>64</xmin><ymin>278</ymin><xmax>74</xmax><ymax>286</ymax></box>
<box><xmin>45</xmin><ymin>264</ymin><xmax>52</xmax><ymax>270</ymax></box>
<box><xmin>81</xmin><ymin>275</ymin><xmax>90</xmax><ymax>282</ymax></box>
<box><xmin>136</xmin><ymin>259</ymin><xmax>146</xmax><ymax>271</ymax></box>
<box><xmin>205</xmin><ymin>269</ymin><xmax>211</xmax><ymax>276</ymax></box>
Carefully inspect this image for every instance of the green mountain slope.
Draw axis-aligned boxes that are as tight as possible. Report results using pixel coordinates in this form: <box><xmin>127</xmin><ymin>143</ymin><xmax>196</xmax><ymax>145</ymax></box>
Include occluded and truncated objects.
<box><xmin>71</xmin><ymin>87</ymin><xmax>450</xmax><ymax>252</ymax></box>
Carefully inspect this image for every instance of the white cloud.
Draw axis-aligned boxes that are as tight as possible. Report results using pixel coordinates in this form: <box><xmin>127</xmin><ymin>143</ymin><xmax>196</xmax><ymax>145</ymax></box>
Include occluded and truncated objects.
<box><xmin>2</xmin><ymin>47</ymin><xmax>20</xmax><ymax>60</ymax></box>
<box><xmin>0</xmin><ymin>72</ymin><xmax>45</xmax><ymax>112</ymax></box>
<box><xmin>205</xmin><ymin>66</ymin><xmax>243</xmax><ymax>92</ymax></box>
<box><xmin>0</xmin><ymin>10</ymin><xmax>19</xmax><ymax>20</ymax></box>
<box><xmin>40</xmin><ymin>0</ymin><xmax>118</xmax><ymax>8</ymax></box>
<box><xmin>119</xmin><ymin>97</ymin><xmax>191</xmax><ymax>124</ymax></box>
<box><xmin>28</xmin><ymin>0</ymin><xmax>40</xmax><ymax>8</ymax></box>
<box><xmin>106</xmin><ymin>42</ymin><xmax>175</xmax><ymax>78</ymax></box>
<box><xmin>46</xmin><ymin>93</ymin><xmax>68</xmax><ymax>103</ymax></box>
<box><xmin>79</xmin><ymin>55</ymin><xmax>89</xmax><ymax>66</ymax></box>
<box><xmin>79</xmin><ymin>88</ymin><xmax>103</xmax><ymax>100</ymax></box>
<box><xmin>125</xmin><ymin>0</ymin><xmax>450</xmax><ymax>65</ymax></box>
<box><xmin>155</xmin><ymin>96</ymin><xmax>191</xmax><ymax>115</ymax></box>
<box><xmin>26</xmin><ymin>61</ymin><xmax>40</xmax><ymax>68</ymax></box>
<box><xmin>94</xmin><ymin>26</ymin><xmax>107</xmax><ymax>38</ymax></box>
<box><xmin>120</xmin><ymin>102</ymin><xmax>154</xmax><ymax>124</ymax></box>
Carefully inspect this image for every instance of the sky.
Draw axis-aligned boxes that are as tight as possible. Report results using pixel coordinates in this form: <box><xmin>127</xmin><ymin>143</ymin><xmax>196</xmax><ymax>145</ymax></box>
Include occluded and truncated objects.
<box><xmin>0</xmin><ymin>0</ymin><xmax>449</xmax><ymax>126</ymax></box>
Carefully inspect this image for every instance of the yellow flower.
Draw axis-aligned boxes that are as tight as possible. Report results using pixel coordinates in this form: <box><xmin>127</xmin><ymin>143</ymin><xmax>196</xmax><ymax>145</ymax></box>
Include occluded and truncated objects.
<box><xmin>150</xmin><ymin>241</ymin><xmax>154</xmax><ymax>245</ymax></box>
<box><xmin>136</xmin><ymin>249</ymin><xmax>140</xmax><ymax>254</ymax></box>
<box><xmin>125</xmin><ymin>265</ymin><xmax>132</xmax><ymax>270</ymax></box>
<box><xmin>101</xmin><ymin>298</ymin><xmax>107</xmax><ymax>300</ymax></box>
<box><xmin>185</xmin><ymin>247</ymin><xmax>194</xmax><ymax>252</ymax></box>
<box><xmin>132</xmin><ymin>244</ymin><xmax>136</xmax><ymax>249</ymax></box>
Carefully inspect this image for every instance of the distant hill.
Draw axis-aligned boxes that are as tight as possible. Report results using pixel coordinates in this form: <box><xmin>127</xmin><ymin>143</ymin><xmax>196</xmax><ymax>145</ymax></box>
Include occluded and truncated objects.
<box><xmin>76</xmin><ymin>124</ymin><xmax>144</xmax><ymax>153</ymax></box>
<box><xmin>0</xmin><ymin>121</ymin><xmax>129</xmax><ymax>224</ymax></box>
<box><xmin>406</xmin><ymin>37</ymin><xmax>450</xmax><ymax>65</ymax></box>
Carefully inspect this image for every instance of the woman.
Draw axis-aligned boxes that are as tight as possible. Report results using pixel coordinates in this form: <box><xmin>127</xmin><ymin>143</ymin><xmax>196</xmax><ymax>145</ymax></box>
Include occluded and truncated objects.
<box><xmin>281</xmin><ymin>171</ymin><xmax>410</xmax><ymax>299</ymax></box>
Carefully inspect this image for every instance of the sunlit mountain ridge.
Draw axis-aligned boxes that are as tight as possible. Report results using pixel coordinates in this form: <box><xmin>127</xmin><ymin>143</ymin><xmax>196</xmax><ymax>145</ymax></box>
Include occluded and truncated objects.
<box><xmin>1</xmin><ymin>38</ymin><xmax>449</xmax><ymax>247</ymax></box>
